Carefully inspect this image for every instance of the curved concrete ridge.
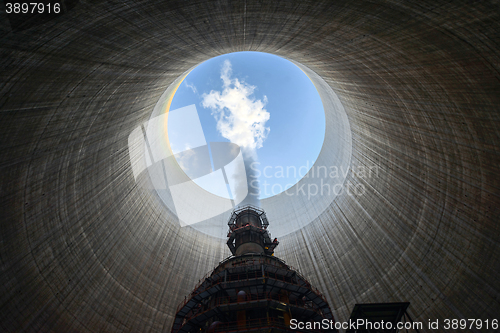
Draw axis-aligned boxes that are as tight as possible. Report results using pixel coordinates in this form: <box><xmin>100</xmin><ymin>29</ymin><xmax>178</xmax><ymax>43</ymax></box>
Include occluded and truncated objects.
<box><xmin>0</xmin><ymin>1</ymin><xmax>499</xmax><ymax>332</ymax></box>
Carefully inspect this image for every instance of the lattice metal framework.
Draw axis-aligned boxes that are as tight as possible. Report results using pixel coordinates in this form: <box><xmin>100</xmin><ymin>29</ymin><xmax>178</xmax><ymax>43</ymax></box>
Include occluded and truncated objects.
<box><xmin>171</xmin><ymin>206</ymin><xmax>336</xmax><ymax>333</ymax></box>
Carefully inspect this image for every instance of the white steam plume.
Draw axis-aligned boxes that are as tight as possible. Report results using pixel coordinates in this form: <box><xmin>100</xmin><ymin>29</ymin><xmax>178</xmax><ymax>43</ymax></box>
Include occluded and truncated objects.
<box><xmin>202</xmin><ymin>60</ymin><xmax>270</xmax><ymax>206</ymax></box>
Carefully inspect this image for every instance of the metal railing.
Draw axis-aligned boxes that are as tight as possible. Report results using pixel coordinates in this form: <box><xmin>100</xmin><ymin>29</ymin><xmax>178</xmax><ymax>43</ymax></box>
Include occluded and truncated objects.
<box><xmin>176</xmin><ymin>272</ymin><xmax>327</xmax><ymax>315</ymax></box>
<box><xmin>211</xmin><ymin>317</ymin><xmax>324</xmax><ymax>333</ymax></box>
<box><xmin>175</xmin><ymin>254</ymin><xmax>329</xmax><ymax>314</ymax></box>
<box><xmin>179</xmin><ymin>291</ymin><xmax>324</xmax><ymax>324</ymax></box>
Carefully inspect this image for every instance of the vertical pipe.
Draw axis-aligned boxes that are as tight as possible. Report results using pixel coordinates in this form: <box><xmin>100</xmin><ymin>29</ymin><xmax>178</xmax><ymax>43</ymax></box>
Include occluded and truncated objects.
<box><xmin>280</xmin><ymin>290</ymin><xmax>291</xmax><ymax>327</ymax></box>
<box><xmin>237</xmin><ymin>290</ymin><xmax>246</xmax><ymax>329</ymax></box>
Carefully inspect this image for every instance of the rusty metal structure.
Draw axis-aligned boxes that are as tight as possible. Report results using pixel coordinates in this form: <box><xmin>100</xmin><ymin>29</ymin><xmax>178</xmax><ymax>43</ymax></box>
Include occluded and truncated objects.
<box><xmin>171</xmin><ymin>206</ymin><xmax>335</xmax><ymax>333</ymax></box>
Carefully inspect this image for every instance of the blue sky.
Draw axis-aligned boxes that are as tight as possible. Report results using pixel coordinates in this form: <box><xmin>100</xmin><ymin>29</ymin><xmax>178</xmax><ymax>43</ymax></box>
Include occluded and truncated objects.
<box><xmin>169</xmin><ymin>52</ymin><xmax>325</xmax><ymax>199</ymax></box>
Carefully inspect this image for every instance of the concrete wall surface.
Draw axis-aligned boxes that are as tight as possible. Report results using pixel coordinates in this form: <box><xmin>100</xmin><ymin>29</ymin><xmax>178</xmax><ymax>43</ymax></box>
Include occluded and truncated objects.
<box><xmin>0</xmin><ymin>1</ymin><xmax>499</xmax><ymax>332</ymax></box>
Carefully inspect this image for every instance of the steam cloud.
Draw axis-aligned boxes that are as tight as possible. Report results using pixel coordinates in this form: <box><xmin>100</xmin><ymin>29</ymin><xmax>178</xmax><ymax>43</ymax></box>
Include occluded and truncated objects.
<box><xmin>202</xmin><ymin>60</ymin><xmax>270</xmax><ymax>206</ymax></box>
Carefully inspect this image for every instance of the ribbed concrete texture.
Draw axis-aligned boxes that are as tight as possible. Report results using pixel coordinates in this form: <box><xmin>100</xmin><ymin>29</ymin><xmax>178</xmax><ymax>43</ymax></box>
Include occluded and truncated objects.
<box><xmin>1</xmin><ymin>1</ymin><xmax>499</xmax><ymax>332</ymax></box>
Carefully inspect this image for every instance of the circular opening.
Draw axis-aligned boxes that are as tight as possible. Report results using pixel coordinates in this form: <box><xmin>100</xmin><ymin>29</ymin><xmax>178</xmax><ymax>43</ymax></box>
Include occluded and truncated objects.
<box><xmin>140</xmin><ymin>53</ymin><xmax>351</xmax><ymax>237</ymax></box>
<box><xmin>168</xmin><ymin>52</ymin><xmax>325</xmax><ymax>199</ymax></box>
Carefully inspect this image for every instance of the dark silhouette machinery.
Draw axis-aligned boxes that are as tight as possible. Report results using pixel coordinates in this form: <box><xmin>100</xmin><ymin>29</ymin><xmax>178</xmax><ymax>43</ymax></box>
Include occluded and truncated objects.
<box><xmin>171</xmin><ymin>205</ymin><xmax>336</xmax><ymax>333</ymax></box>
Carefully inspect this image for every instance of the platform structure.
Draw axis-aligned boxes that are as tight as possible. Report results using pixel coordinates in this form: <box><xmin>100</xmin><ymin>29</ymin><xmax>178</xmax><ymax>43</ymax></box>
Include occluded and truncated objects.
<box><xmin>347</xmin><ymin>302</ymin><xmax>421</xmax><ymax>333</ymax></box>
<box><xmin>171</xmin><ymin>205</ymin><xmax>337</xmax><ymax>333</ymax></box>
